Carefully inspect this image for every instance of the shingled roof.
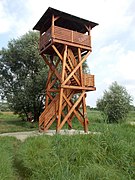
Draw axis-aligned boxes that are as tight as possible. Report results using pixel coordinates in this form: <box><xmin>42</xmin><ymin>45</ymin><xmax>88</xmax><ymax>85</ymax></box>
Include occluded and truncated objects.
<box><xmin>33</xmin><ymin>7</ymin><xmax>98</xmax><ymax>34</ymax></box>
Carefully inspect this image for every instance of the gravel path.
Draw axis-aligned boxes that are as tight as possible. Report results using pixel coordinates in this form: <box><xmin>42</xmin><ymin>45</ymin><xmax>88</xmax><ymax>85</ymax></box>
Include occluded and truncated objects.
<box><xmin>0</xmin><ymin>129</ymin><xmax>101</xmax><ymax>141</ymax></box>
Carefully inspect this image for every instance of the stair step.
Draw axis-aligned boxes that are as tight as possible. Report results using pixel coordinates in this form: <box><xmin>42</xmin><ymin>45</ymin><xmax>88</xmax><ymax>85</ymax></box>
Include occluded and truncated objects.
<box><xmin>39</xmin><ymin>89</ymin><xmax>72</xmax><ymax>128</ymax></box>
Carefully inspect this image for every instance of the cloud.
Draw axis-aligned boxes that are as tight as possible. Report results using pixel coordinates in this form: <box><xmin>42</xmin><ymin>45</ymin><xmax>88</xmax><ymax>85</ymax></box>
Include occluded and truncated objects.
<box><xmin>0</xmin><ymin>0</ymin><xmax>135</xmax><ymax>106</ymax></box>
<box><xmin>116</xmin><ymin>51</ymin><xmax>135</xmax><ymax>81</ymax></box>
<box><xmin>0</xmin><ymin>1</ymin><xmax>14</xmax><ymax>33</ymax></box>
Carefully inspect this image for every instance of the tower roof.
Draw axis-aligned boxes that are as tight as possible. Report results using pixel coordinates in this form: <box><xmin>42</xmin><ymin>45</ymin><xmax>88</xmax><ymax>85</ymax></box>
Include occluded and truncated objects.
<box><xmin>33</xmin><ymin>7</ymin><xmax>98</xmax><ymax>34</ymax></box>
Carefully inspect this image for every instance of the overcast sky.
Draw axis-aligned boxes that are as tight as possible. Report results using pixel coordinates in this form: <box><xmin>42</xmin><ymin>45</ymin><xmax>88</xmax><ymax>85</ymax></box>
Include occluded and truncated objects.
<box><xmin>0</xmin><ymin>0</ymin><xmax>135</xmax><ymax>107</ymax></box>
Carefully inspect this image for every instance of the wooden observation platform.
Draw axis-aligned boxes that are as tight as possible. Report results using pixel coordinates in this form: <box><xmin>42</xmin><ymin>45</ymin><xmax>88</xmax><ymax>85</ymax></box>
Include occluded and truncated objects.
<box><xmin>33</xmin><ymin>7</ymin><xmax>98</xmax><ymax>133</ymax></box>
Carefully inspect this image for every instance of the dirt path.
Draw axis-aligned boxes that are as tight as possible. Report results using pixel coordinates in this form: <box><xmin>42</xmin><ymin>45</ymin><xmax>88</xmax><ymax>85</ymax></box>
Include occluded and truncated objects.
<box><xmin>0</xmin><ymin>131</ymin><xmax>40</xmax><ymax>141</ymax></box>
<box><xmin>0</xmin><ymin>129</ymin><xmax>101</xmax><ymax>141</ymax></box>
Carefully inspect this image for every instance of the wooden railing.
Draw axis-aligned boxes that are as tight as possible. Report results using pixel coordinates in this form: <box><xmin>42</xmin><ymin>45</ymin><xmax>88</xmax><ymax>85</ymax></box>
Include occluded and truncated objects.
<box><xmin>83</xmin><ymin>74</ymin><xmax>95</xmax><ymax>87</ymax></box>
<box><xmin>39</xmin><ymin>26</ymin><xmax>91</xmax><ymax>51</ymax></box>
<box><xmin>39</xmin><ymin>27</ymin><xmax>51</xmax><ymax>51</ymax></box>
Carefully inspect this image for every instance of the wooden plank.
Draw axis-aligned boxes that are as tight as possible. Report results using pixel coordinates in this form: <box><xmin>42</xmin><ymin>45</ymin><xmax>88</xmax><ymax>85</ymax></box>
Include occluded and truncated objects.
<box><xmin>68</xmin><ymin>48</ymin><xmax>78</xmax><ymax>67</ymax></box>
<box><xmin>52</xmin><ymin>38</ymin><xmax>92</xmax><ymax>51</ymax></box>
<box><xmin>44</xmin><ymin>116</ymin><xmax>56</xmax><ymax>131</ymax></box>
<box><xmin>39</xmin><ymin>27</ymin><xmax>51</xmax><ymax>50</ymax></box>
<box><xmin>83</xmin><ymin>74</ymin><xmax>95</xmax><ymax>87</ymax></box>
<box><xmin>61</xmin><ymin>85</ymin><xmax>96</xmax><ymax>91</ymax></box>
<box><xmin>53</xmin><ymin>26</ymin><xmax>91</xmax><ymax>48</ymax></box>
<box><xmin>54</xmin><ymin>26</ymin><xmax>72</xmax><ymax>42</ymax></box>
<box><xmin>39</xmin><ymin>94</ymin><xmax>59</xmax><ymax>126</ymax></box>
<box><xmin>73</xmin><ymin>31</ymin><xmax>90</xmax><ymax>47</ymax></box>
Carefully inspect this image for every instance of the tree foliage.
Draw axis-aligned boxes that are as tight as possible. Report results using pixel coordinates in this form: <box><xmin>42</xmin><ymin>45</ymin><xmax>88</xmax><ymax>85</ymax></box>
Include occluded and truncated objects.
<box><xmin>0</xmin><ymin>31</ymin><xmax>48</xmax><ymax>121</ymax></box>
<box><xmin>97</xmin><ymin>82</ymin><xmax>133</xmax><ymax>123</ymax></box>
<box><xmin>0</xmin><ymin>31</ymin><xmax>90</xmax><ymax>121</ymax></box>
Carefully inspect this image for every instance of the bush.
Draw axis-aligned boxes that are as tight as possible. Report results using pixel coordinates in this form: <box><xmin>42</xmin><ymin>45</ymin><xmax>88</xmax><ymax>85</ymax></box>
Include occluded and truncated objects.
<box><xmin>97</xmin><ymin>82</ymin><xmax>133</xmax><ymax>123</ymax></box>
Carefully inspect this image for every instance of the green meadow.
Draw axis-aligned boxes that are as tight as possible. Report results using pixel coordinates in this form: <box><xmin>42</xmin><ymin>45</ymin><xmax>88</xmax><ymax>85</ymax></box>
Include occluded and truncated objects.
<box><xmin>0</xmin><ymin>111</ymin><xmax>135</xmax><ymax>179</ymax></box>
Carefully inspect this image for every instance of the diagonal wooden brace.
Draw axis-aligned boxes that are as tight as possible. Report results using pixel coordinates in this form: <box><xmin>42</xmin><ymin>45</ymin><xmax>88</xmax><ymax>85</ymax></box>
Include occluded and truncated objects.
<box><xmin>58</xmin><ymin>91</ymin><xmax>85</xmax><ymax>131</ymax></box>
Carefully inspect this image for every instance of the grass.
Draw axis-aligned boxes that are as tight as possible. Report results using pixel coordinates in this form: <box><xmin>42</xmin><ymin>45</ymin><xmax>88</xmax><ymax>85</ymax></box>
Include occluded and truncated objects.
<box><xmin>0</xmin><ymin>136</ymin><xmax>20</xmax><ymax>179</ymax></box>
<box><xmin>0</xmin><ymin>110</ymin><xmax>135</xmax><ymax>179</ymax></box>
<box><xmin>0</xmin><ymin>112</ymin><xmax>37</xmax><ymax>133</ymax></box>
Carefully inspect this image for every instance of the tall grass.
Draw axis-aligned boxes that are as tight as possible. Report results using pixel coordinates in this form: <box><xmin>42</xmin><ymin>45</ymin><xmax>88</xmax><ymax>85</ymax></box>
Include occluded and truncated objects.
<box><xmin>0</xmin><ymin>137</ymin><xmax>20</xmax><ymax>180</ymax></box>
<box><xmin>15</xmin><ymin>123</ymin><xmax>135</xmax><ymax>179</ymax></box>
<box><xmin>0</xmin><ymin>111</ymin><xmax>135</xmax><ymax>179</ymax></box>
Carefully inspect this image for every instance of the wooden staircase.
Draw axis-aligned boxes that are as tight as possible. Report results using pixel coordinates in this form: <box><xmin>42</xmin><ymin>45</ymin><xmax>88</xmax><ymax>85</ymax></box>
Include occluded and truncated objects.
<box><xmin>66</xmin><ymin>49</ymin><xmax>80</xmax><ymax>86</ymax></box>
<box><xmin>39</xmin><ymin>89</ymin><xmax>73</xmax><ymax>131</ymax></box>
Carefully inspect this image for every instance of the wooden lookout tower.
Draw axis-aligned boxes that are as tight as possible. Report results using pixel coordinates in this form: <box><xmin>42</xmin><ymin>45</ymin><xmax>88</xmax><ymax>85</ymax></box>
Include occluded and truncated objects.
<box><xmin>33</xmin><ymin>7</ymin><xmax>98</xmax><ymax>133</ymax></box>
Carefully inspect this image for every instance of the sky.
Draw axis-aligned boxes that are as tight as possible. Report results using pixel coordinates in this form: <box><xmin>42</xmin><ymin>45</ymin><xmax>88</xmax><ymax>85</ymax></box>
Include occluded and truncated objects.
<box><xmin>0</xmin><ymin>0</ymin><xmax>135</xmax><ymax>107</ymax></box>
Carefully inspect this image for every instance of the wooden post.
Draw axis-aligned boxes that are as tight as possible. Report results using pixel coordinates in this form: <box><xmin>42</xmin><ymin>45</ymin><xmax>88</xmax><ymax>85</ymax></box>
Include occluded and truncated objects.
<box><xmin>78</xmin><ymin>48</ymin><xmax>88</xmax><ymax>132</ymax></box>
<box><xmin>56</xmin><ymin>45</ymin><xmax>67</xmax><ymax>133</ymax></box>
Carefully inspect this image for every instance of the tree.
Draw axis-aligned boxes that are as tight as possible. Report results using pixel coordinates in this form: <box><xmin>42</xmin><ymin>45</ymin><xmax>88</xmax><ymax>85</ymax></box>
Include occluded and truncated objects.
<box><xmin>0</xmin><ymin>31</ymin><xmax>48</xmax><ymax>121</ymax></box>
<box><xmin>97</xmin><ymin>81</ymin><xmax>133</xmax><ymax>123</ymax></box>
<box><xmin>0</xmin><ymin>31</ymin><xmax>90</xmax><ymax>121</ymax></box>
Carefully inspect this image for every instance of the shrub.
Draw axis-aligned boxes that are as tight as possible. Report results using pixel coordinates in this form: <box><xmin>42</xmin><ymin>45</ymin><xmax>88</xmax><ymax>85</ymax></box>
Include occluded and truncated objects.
<box><xmin>97</xmin><ymin>82</ymin><xmax>133</xmax><ymax>123</ymax></box>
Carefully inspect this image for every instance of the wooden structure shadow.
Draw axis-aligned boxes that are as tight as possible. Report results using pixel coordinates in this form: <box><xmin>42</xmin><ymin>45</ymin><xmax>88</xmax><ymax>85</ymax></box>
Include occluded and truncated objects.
<box><xmin>33</xmin><ymin>7</ymin><xmax>98</xmax><ymax>133</ymax></box>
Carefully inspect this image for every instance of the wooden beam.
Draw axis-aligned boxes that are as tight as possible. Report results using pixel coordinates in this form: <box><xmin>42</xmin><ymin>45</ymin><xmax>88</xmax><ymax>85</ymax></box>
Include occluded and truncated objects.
<box><xmin>41</xmin><ymin>54</ymin><xmax>62</xmax><ymax>82</ymax></box>
<box><xmin>78</xmin><ymin>47</ymin><xmax>88</xmax><ymax>132</ymax></box>
<box><xmin>56</xmin><ymin>45</ymin><xmax>67</xmax><ymax>132</ymax></box>
<box><xmin>52</xmin><ymin>15</ymin><xmax>55</xmax><ymax>37</ymax></box>
<box><xmin>56</xmin><ymin>88</ymin><xmax>63</xmax><ymax>132</ymax></box>
<box><xmin>47</xmin><ymin>89</ymin><xmax>60</xmax><ymax>92</ymax></box>
<box><xmin>61</xmin><ymin>85</ymin><xmax>96</xmax><ymax>91</ymax></box>
<box><xmin>45</xmin><ymin>70</ymin><xmax>52</xmax><ymax>108</ymax></box>
<box><xmin>65</xmin><ymin>62</ymin><xmax>81</xmax><ymax>86</ymax></box>
<box><xmin>62</xmin><ymin>51</ymin><xmax>91</xmax><ymax>85</ymax></box>
<box><xmin>63</xmin><ymin>93</ymin><xmax>84</xmax><ymax>126</ymax></box>
<box><xmin>52</xmin><ymin>45</ymin><xmax>80</xmax><ymax>86</ymax></box>
<box><xmin>82</xmin><ymin>93</ymin><xmax>88</xmax><ymax>133</ymax></box>
<box><xmin>66</xmin><ymin>49</ymin><xmax>81</xmax><ymax>85</ymax></box>
<box><xmin>52</xmin><ymin>45</ymin><xmax>63</xmax><ymax>60</ymax></box>
<box><xmin>49</xmin><ymin>78</ymin><xmax>58</xmax><ymax>89</ymax></box>
<box><xmin>48</xmin><ymin>59</ymin><xmax>61</xmax><ymax>88</ymax></box>
<box><xmin>44</xmin><ymin>116</ymin><xmax>56</xmax><ymax>131</ymax></box>
<box><xmin>46</xmin><ymin>92</ymin><xmax>53</xmax><ymax>101</ymax></box>
<box><xmin>62</xmin><ymin>45</ymin><xmax>67</xmax><ymax>81</ymax></box>
<box><xmin>78</xmin><ymin>48</ymin><xmax>83</xmax><ymax>86</ymax></box>
<box><xmin>54</xmin><ymin>16</ymin><xmax>60</xmax><ymax>22</ymax></box>
<box><xmin>58</xmin><ymin>91</ymin><xmax>85</xmax><ymax>131</ymax></box>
